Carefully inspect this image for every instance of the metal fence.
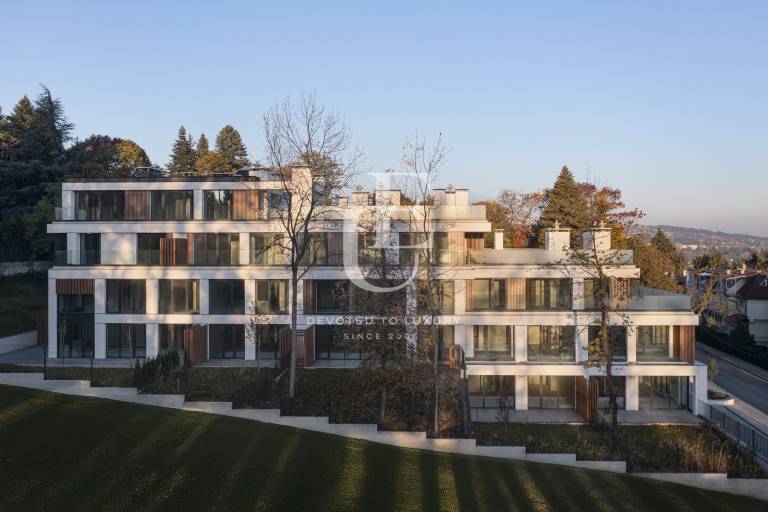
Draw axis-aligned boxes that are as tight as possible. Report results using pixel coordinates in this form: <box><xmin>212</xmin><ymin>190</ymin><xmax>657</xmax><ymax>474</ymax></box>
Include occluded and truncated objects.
<box><xmin>699</xmin><ymin>400</ymin><xmax>768</xmax><ymax>463</ymax></box>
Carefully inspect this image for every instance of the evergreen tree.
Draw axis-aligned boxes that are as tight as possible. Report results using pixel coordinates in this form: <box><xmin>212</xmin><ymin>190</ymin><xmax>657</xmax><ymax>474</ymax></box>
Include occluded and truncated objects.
<box><xmin>651</xmin><ymin>228</ymin><xmax>675</xmax><ymax>255</ymax></box>
<box><xmin>196</xmin><ymin>132</ymin><xmax>209</xmax><ymax>156</ymax></box>
<box><xmin>167</xmin><ymin>126</ymin><xmax>196</xmax><ymax>174</ymax></box>
<box><xmin>1</xmin><ymin>96</ymin><xmax>36</xmax><ymax>160</ymax></box>
<box><xmin>32</xmin><ymin>86</ymin><xmax>74</xmax><ymax>163</ymax></box>
<box><xmin>215</xmin><ymin>125</ymin><xmax>249</xmax><ymax>168</ymax></box>
<box><xmin>535</xmin><ymin>166</ymin><xmax>590</xmax><ymax>247</ymax></box>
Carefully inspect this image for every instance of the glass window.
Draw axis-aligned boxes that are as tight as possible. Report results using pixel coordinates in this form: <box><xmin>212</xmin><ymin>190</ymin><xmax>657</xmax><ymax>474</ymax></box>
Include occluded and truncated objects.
<box><xmin>597</xmin><ymin>376</ymin><xmax>626</xmax><ymax>410</ymax></box>
<box><xmin>314</xmin><ymin>325</ymin><xmax>361</xmax><ymax>360</ymax></box>
<box><xmin>250</xmin><ymin>234</ymin><xmax>285</xmax><ymax>265</ymax></box>
<box><xmin>58</xmin><ymin>294</ymin><xmax>94</xmax><ymax>313</ymax></box>
<box><xmin>106</xmin><ymin>279</ymin><xmax>146</xmax><ymax>314</ymax></box>
<box><xmin>472</xmin><ymin>325</ymin><xmax>512</xmax><ymax>360</ymax></box>
<box><xmin>637</xmin><ymin>326</ymin><xmax>678</xmax><ymax>362</ymax></box>
<box><xmin>74</xmin><ymin>191</ymin><xmax>124</xmax><ymax>221</ymax></box>
<box><xmin>315</xmin><ymin>280</ymin><xmax>348</xmax><ymax>313</ymax></box>
<box><xmin>526</xmin><ymin>279</ymin><xmax>572</xmax><ymax>310</ymax></box>
<box><xmin>191</xmin><ymin>233</ymin><xmax>239</xmax><ymax>265</ymax></box>
<box><xmin>106</xmin><ymin>323</ymin><xmax>146</xmax><ymax>358</ymax></box>
<box><xmin>588</xmin><ymin>325</ymin><xmax>627</xmax><ymax>362</ymax></box>
<box><xmin>57</xmin><ymin>318</ymin><xmax>94</xmax><ymax>358</ymax></box>
<box><xmin>209</xmin><ymin>280</ymin><xmax>245</xmax><ymax>314</ymax></box>
<box><xmin>527</xmin><ymin>326</ymin><xmax>576</xmax><ymax>361</ymax></box>
<box><xmin>254</xmin><ymin>280</ymin><xmax>288</xmax><ymax>314</ymax></box>
<box><xmin>253</xmin><ymin>324</ymin><xmax>282</xmax><ymax>359</ymax></box>
<box><xmin>204</xmin><ymin>190</ymin><xmax>234</xmax><ymax>220</ymax></box>
<box><xmin>472</xmin><ymin>279</ymin><xmax>506</xmax><ymax>310</ymax></box>
<box><xmin>79</xmin><ymin>233</ymin><xmax>101</xmax><ymax>265</ymax></box>
<box><xmin>527</xmin><ymin>376</ymin><xmax>575</xmax><ymax>409</ymax></box>
<box><xmin>468</xmin><ymin>375</ymin><xmax>515</xmax><ymax>409</ymax></box>
<box><xmin>137</xmin><ymin>233</ymin><xmax>165</xmax><ymax>265</ymax></box>
<box><xmin>151</xmin><ymin>191</ymin><xmax>193</xmax><ymax>220</ymax></box>
<box><xmin>158</xmin><ymin>279</ymin><xmax>199</xmax><ymax>314</ymax></box>
<box><xmin>159</xmin><ymin>324</ymin><xmax>190</xmax><ymax>353</ymax></box>
<box><xmin>209</xmin><ymin>324</ymin><xmax>245</xmax><ymax>359</ymax></box>
<box><xmin>437</xmin><ymin>325</ymin><xmax>455</xmax><ymax>362</ymax></box>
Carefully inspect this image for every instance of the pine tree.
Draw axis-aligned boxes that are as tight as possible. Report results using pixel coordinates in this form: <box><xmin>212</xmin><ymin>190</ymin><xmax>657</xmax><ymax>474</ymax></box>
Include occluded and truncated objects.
<box><xmin>167</xmin><ymin>126</ymin><xmax>196</xmax><ymax>174</ymax></box>
<box><xmin>196</xmin><ymin>132</ymin><xmax>209</xmax><ymax>156</ymax></box>
<box><xmin>651</xmin><ymin>228</ymin><xmax>675</xmax><ymax>255</ymax></box>
<box><xmin>3</xmin><ymin>96</ymin><xmax>36</xmax><ymax>161</ymax></box>
<box><xmin>32</xmin><ymin>86</ymin><xmax>74</xmax><ymax>163</ymax></box>
<box><xmin>536</xmin><ymin>166</ymin><xmax>590</xmax><ymax>247</ymax></box>
<box><xmin>215</xmin><ymin>125</ymin><xmax>249</xmax><ymax>168</ymax></box>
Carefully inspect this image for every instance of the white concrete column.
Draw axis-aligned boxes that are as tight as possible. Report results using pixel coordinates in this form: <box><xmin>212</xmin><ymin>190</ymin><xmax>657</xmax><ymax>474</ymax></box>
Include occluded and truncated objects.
<box><xmin>625</xmin><ymin>375</ymin><xmax>639</xmax><ymax>410</ymax></box>
<box><xmin>463</xmin><ymin>325</ymin><xmax>474</xmax><ymax>358</ymax></box>
<box><xmin>193</xmin><ymin>189</ymin><xmax>204</xmax><ymax>220</ymax></box>
<box><xmin>572</xmin><ymin>277</ymin><xmax>584</xmax><ymax>310</ymax></box>
<box><xmin>47</xmin><ymin>278</ymin><xmax>57</xmax><ymax>358</ymax></box>
<box><xmin>94</xmin><ymin>323</ymin><xmax>106</xmax><ymax>359</ymax></box>
<box><xmin>146</xmin><ymin>323</ymin><xmax>159</xmax><ymax>358</ymax></box>
<box><xmin>694</xmin><ymin>365</ymin><xmax>708</xmax><ymax>415</ymax></box>
<box><xmin>294</xmin><ymin>278</ymin><xmax>304</xmax><ymax>316</ymax></box>
<box><xmin>454</xmin><ymin>279</ymin><xmax>467</xmax><ymax>315</ymax></box>
<box><xmin>514</xmin><ymin>325</ymin><xmax>527</xmax><ymax>362</ymax></box>
<box><xmin>239</xmin><ymin>232</ymin><xmax>250</xmax><ymax>265</ymax></box>
<box><xmin>62</xmin><ymin>190</ymin><xmax>74</xmax><ymax>220</ymax></box>
<box><xmin>94</xmin><ymin>279</ymin><xmax>106</xmax><ymax>314</ymax></box>
<box><xmin>66</xmin><ymin>232</ymin><xmax>79</xmax><ymax>264</ymax></box>
<box><xmin>244</xmin><ymin>279</ymin><xmax>256</xmax><ymax>317</ymax></box>
<box><xmin>146</xmin><ymin>279</ymin><xmax>159</xmax><ymax>315</ymax></box>
<box><xmin>199</xmin><ymin>279</ymin><xmax>209</xmax><ymax>315</ymax></box>
<box><xmin>515</xmin><ymin>375</ymin><xmax>528</xmax><ymax>410</ymax></box>
<box><xmin>627</xmin><ymin>325</ymin><xmax>637</xmax><ymax>364</ymax></box>
<box><xmin>576</xmin><ymin>325</ymin><xmax>589</xmax><ymax>362</ymax></box>
<box><xmin>245</xmin><ymin>324</ymin><xmax>256</xmax><ymax>360</ymax></box>
<box><xmin>454</xmin><ymin>323</ymin><xmax>468</xmax><ymax>357</ymax></box>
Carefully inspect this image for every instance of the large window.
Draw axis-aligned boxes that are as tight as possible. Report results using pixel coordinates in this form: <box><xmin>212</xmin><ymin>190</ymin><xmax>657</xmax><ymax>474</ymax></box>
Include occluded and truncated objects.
<box><xmin>137</xmin><ymin>233</ymin><xmax>165</xmax><ymax>265</ymax></box>
<box><xmin>419</xmin><ymin>280</ymin><xmax>455</xmax><ymax>315</ymax></box>
<box><xmin>209</xmin><ymin>324</ymin><xmax>245</xmax><ymax>359</ymax></box>
<box><xmin>79</xmin><ymin>233</ymin><xmax>101</xmax><ymax>265</ymax></box>
<box><xmin>315</xmin><ymin>325</ymin><xmax>361</xmax><ymax>360</ymax></box>
<box><xmin>527</xmin><ymin>326</ymin><xmax>576</xmax><ymax>362</ymax></box>
<box><xmin>315</xmin><ymin>280</ymin><xmax>348</xmax><ymax>313</ymax></box>
<box><xmin>204</xmin><ymin>190</ymin><xmax>234</xmax><ymax>220</ymax></box>
<box><xmin>472</xmin><ymin>279</ymin><xmax>506</xmax><ymax>310</ymax></box>
<box><xmin>468</xmin><ymin>375</ymin><xmax>515</xmax><ymax>409</ymax></box>
<box><xmin>250</xmin><ymin>234</ymin><xmax>285</xmax><ymax>265</ymax></box>
<box><xmin>526</xmin><ymin>279</ymin><xmax>572</xmax><ymax>310</ymax></box>
<box><xmin>151</xmin><ymin>191</ymin><xmax>193</xmax><ymax>220</ymax></box>
<box><xmin>528</xmin><ymin>376</ymin><xmax>575</xmax><ymax>409</ymax></box>
<box><xmin>637</xmin><ymin>326</ymin><xmax>678</xmax><ymax>362</ymax></box>
<box><xmin>58</xmin><ymin>294</ymin><xmax>94</xmax><ymax>313</ymax></box>
<box><xmin>57</xmin><ymin>293</ymin><xmax>94</xmax><ymax>358</ymax></box>
<box><xmin>255</xmin><ymin>280</ymin><xmax>288</xmax><ymax>314</ymax></box>
<box><xmin>588</xmin><ymin>325</ymin><xmax>627</xmax><ymax>362</ymax></box>
<box><xmin>253</xmin><ymin>324</ymin><xmax>283</xmax><ymax>359</ymax></box>
<box><xmin>158</xmin><ymin>279</ymin><xmax>199</xmax><ymax>314</ymax></box>
<box><xmin>192</xmin><ymin>233</ymin><xmax>239</xmax><ymax>265</ymax></box>
<box><xmin>106</xmin><ymin>323</ymin><xmax>146</xmax><ymax>358</ymax></box>
<box><xmin>75</xmin><ymin>191</ymin><xmax>124</xmax><ymax>221</ymax></box>
<box><xmin>159</xmin><ymin>324</ymin><xmax>191</xmax><ymax>353</ymax></box>
<box><xmin>303</xmin><ymin>234</ymin><xmax>329</xmax><ymax>265</ymax></box>
<box><xmin>437</xmin><ymin>326</ymin><xmax>455</xmax><ymax>362</ymax></box>
<box><xmin>639</xmin><ymin>376</ymin><xmax>689</xmax><ymax>410</ymax></box>
<box><xmin>597</xmin><ymin>376</ymin><xmax>626</xmax><ymax>410</ymax></box>
<box><xmin>209</xmin><ymin>280</ymin><xmax>245</xmax><ymax>314</ymax></box>
<box><xmin>106</xmin><ymin>279</ymin><xmax>146</xmax><ymax>314</ymax></box>
<box><xmin>472</xmin><ymin>325</ymin><xmax>512</xmax><ymax>360</ymax></box>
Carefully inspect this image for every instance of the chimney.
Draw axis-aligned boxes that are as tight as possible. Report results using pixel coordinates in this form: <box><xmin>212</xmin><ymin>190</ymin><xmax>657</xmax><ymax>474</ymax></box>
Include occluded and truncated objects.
<box><xmin>582</xmin><ymin>221</ymin><xmax>611</xmax><ymax>252</ymax></box>
<box><xmin>544</xmin><ymin>221</ymin><xmax>571</xmax><ymax>252</ymax></box>
<box><xmin>351</xmin><ymin>185</ymin><xmax>368</xmax><ymax>206</ymax></box>
<box><xmin>444</xmin><ymin>184</ymin><xmax>456</xmax><ymax>206</ymax></box>
<box><xmin>494</xmin><ymin>229</ymin><xmax>504</xmax><ymax>250</ymax></box>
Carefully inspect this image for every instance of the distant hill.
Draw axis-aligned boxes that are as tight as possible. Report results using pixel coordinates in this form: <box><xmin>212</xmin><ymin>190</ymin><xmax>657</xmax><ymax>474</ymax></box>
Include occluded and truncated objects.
<box><xmin>635</xmin><ymin>225</ymin><xmax>768</xmax><ymax>260</ymax></box>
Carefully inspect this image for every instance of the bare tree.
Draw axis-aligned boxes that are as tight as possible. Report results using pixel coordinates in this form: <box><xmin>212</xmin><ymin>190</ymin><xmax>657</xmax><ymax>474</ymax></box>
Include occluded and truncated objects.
<box><xmin>258</xmin><ymin>94</ymin><xmax>360</xmax><ymax>398</ymax></box>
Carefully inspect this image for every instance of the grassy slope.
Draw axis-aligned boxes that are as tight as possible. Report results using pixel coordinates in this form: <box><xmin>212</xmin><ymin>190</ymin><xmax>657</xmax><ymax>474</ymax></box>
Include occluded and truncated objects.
<box><xmin>0</xmin><ymin>385</ymin><xmax>764</xmax><ymax>512</ymax></box>
<box><xmin>0</xmin><ymin>272</ymin><xmax>47</xmax><ymax>337</ymax></box>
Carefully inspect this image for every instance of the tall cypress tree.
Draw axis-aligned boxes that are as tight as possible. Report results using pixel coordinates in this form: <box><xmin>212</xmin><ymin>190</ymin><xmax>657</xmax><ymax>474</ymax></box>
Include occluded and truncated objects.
<box><xmin>196</xmin><ymin>132</ymin><xmax>209</xmax><ymax>156</ymax></box>
<box><xmin>215</xmin><ymin>125</ymin><xmax>249</xmax><ymax>168</ymax></box>
<box><xmin>167</xmin><ymin>126</ymin><xmax>195</xmax><ymax>174</ymax></box>
<box><xmin>536</xmin><ymin>166</ymin><xmax>590</xmax><ymax>247</ymax></box>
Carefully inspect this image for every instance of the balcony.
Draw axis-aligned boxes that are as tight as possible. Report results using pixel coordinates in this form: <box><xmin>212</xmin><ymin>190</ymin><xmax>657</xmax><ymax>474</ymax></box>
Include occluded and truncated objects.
<box><xmin>627</xmin><ymin>286</ymin><xmax>691</xmax><ymax>311</ymax></box>
<box><xmin>466</xmin><ymin>248</ymin><xmax>634</xmax><ymax>266</ymax></box>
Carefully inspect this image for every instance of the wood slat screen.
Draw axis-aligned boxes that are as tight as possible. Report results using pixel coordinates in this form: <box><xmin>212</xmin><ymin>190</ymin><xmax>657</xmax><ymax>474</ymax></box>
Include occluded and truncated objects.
<box><xmin>36</xmin><ymin>311</ymin><xmax>47</xmax><ymax>345</ymax></box>
<box><xmin>183</xmin><ymin>325</ymin><xmax>208</xmax><ymax>366</ymax></box>
<box><xmin>674</xmin><ymin>325</ymin><xmax>695</xmax><ymax>362</ymax></box>
<box><xmin>448</xmin><ymin>231</ymin><xmax>464</xmax><ymax>265</ymax></box>
<box><xmin>56</xmin><ymin>279</ymin><xmax>94</xmax><ymax>294</ymax></box>
<box><xmin>124</xmin><ymin>191</ymin><xmax>150</xmax><ymax>220</ymax></box>
<box><xmin>506</xmin><ymin>278</ymin><xmax>526</xmax><ymax>310</ymax></box>
<box><xmin>303</xmin><ymin>280</ymin><xmax>315</xmax><ymax>314</ymax></box>
<box><xmin>575</xmin><ymin>376</ymin><xmax>599</xmax><ymax>425</ymax></box>
<box><xmin>232</xmin><ymin>190</ymin><xmax>261</xmax><ymax>220</ymax></box>
<box><xmin>279</xmin><ymin>327</ymin><xmax>292</xmax><ymax>368</ymax></box>
<box><xmin>303</xmin><ymin>326</ymin><xmax>315</xmax><ymax>367</ymax></box>
<box><xmin>465</xmin><ymin>233</ymin><xmax>484</xmax><ymax>250</ymax></box>
<box><xmin>159</xmin><ymin>236</ymin><xmax>188</xmax><ymax>266</ymax></box>
<box><xmin>465</xmin><ymin>280</ymin><xmax>474</xmax><ymax>311</ymax></box>
<box><xmin>327</xmin><ymin>233</ymin><xmax>344</xmax><ymax>266</ymax></box>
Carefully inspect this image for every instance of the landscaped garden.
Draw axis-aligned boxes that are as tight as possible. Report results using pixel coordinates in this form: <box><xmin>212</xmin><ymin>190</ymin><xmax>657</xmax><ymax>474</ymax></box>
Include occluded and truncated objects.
<box><xmin>0</xmin><ymin>272</ymin><xmax>47</xmax><ymax>337</ymax></box>
<box><xmin>1</xmin><ymin>384</ymin><xmax>765</xmax><ymax>511</ymax></box>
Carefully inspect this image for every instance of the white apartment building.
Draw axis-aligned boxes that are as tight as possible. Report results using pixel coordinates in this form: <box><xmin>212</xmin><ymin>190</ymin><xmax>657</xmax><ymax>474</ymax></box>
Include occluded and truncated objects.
<box><xmin>46</xmin><ymin>172</ymin><xmax>707</xmax><ymax>422</ymax></box>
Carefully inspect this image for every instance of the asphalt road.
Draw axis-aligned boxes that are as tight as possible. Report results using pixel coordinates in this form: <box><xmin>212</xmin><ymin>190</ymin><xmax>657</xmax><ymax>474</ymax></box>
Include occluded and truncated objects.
<box><xmin>696</xmin><ymin>342</ymin><xmax>768</xmax><ymax>415</ymax></box>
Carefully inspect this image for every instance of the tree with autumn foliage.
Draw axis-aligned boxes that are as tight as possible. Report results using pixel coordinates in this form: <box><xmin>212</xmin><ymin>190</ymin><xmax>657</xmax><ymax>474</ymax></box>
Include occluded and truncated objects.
<box><xmin>478</xmin><ymin>190</ymin><xmax>545</xmax><ymax>248</ymax></box>
<box><xmin>577</xmin><ymin>183</ymin><xmax>644</xmax><ymax>248</ymax></box>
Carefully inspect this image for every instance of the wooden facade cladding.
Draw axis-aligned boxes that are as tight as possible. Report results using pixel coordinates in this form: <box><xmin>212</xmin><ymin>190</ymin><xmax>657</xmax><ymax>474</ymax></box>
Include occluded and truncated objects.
<box><xmin>674</xmin><ymin>325</ymin><xmax>695</xmax><ymax>362</ymax></box>
<box><xmin>183</xmin><ymin>325</ymin><xmax>208</xmax><ymax>366</ymax></box>
<box><xmin>303</xmin><ymin>326</ymin><xmax>315</xmax><ymax>367</ymax></box>
<box><xmin>465</xmin><ymin>233</ymin><xmax>484</xmax><ymax>250</ymax></box>
<box><xmin>56</xmin><ymin>278</ymin><xmax>94</xmax><ymax>294</ymax></box>
<box><xmin>447</xmin><ymin>231</ymin><xmax>464</xmax><ymax>265</ymax></box>
<box><xmin>278</xmin><ymin>327</ymin><xmax>314</xmax><ymax>368</ymax></box>
<box><xmin>36</xmin><ymin>311</ymin><xmax>47</xmax><ymax>345</ymax></box>
<box><xmin>506</xmin><ymin>278</ymin><xmax>526</xmax><ymax>310</ymax></box>
<box><xmin>303</xmin><ymin>280</ymin><xmax>315</xmax><ymax>314</ymax></box>
<box><xmin>124</xmin><ymin>190</ymin><xmax>150</xmax><ymax>220</ymax></box>
<box><xmin>465</xmin><ymin>279</ymin><xmax>474</xmax><ymax>311</ymax></box>
<box><xmin>575</xmin><ymin>376</ymin><xmax>599</xmax><ymax>425</ymax></box>
<box><xmin>159</xmin><ymin>235</ymin><xmax>190</xmax><ymax>266</ymax></box>
<box><xmin>327</xmin><ymin>233</ymin><xmax>344</xmax><ymax>266</ymax></box>
<box><xmin>232</xmin><ymin>190</ymin><xmax>261</xmax><ymax>220</ymax></box>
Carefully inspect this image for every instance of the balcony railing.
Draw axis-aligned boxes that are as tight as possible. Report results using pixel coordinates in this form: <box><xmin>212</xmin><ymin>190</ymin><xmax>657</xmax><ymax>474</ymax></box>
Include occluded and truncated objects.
<box><xmin>627</xmin><ymin>286</ymin><xmax>691</xmax><ymax>311</ymax></box>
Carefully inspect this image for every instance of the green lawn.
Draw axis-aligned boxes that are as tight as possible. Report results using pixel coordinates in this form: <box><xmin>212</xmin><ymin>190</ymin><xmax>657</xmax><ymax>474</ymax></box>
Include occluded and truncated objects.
<box><xmin>0</xmin><ymin>272</ymin><xmax>47</xmax><ymax>337</ymax></box>
<box><xmin>0</xmin><ymin>386</ymin><xmax>764</xmax><ymax>511</ymax></box>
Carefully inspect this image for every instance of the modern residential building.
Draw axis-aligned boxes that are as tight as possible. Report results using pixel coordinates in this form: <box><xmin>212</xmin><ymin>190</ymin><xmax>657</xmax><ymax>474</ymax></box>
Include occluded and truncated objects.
<box><xmin>46</xmin><ymin>170</ymin><xmax>706</xmax><ymax>422</ymax></box>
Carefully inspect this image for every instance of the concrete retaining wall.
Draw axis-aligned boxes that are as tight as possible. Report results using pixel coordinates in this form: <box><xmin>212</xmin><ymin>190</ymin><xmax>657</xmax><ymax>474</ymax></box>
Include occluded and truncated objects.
<box><xmin>634</xmin><ymin>473</ymin><xmax>768</xmax><ymax>501</ymax></box>
<box><xmin>0</xmin><ymin>261</ymin><xmax>50</xmax><ymax>276</ymax></box>
<box><xmin>0</xmin><ymin>331</ymin><xmax>37</xmax><ymax>354</ymax></box>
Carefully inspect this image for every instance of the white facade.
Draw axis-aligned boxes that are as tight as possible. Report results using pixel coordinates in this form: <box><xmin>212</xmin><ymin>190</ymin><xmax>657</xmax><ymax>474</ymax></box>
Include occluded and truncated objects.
<box><xmin>46</xmin><ymin>174</ymin><xmax>706</xmax><ymax>419</ymax></box>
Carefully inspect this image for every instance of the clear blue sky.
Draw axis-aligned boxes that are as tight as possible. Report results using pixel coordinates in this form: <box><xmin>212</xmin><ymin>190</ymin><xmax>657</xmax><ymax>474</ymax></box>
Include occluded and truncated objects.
<box><xmin>3</xmin><ymin>1</ymin><xmax>767</xmax><ymax>234</ymax></box>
